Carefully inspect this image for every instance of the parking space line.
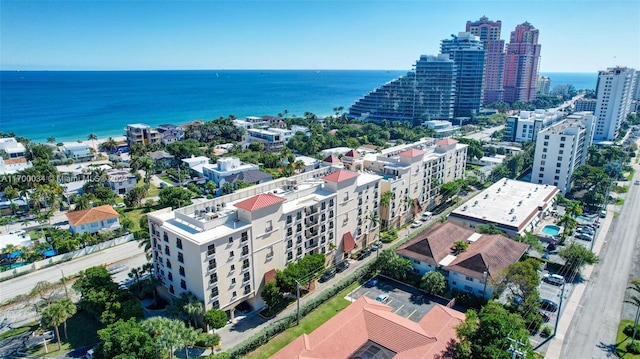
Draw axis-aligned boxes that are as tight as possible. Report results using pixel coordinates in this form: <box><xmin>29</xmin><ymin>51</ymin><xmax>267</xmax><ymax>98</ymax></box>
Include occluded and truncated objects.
<box><xmin>393</xmin><ymin>304</ymin><xmax>404</xmax><ymax>313</ymax></box>
<box><xmin>406</xmin><ymin>309</ymin><xmax>417</xmax><ymax>319</ymax></box>
<box><xmin>363</xmin><ymin>290</ymin><xmax>370</xmax><ymax>297</ymax></box>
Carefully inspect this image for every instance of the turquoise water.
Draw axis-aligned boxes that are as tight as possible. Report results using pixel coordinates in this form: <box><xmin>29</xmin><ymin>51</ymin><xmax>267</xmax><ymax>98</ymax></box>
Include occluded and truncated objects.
<box><xmin>0</xmin><ymin>70</ymin><xmax>597</xmax><ymax>143</ymax></box>
<box><xmin>541</xmin><ymin>225</ymin><xmax>561</xmax><ymax>236</ymax></box>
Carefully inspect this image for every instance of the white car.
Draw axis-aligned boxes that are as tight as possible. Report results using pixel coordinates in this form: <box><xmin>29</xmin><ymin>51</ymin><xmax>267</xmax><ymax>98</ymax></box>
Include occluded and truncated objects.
<box><xmin>421</xmin><ymin>211</ymin><xmax>433</xmax><ymax>221</ymax></box>
<box><xmin>411</xmin><ymin>220</ymin><xmax>422</xmax><ymax>228</ymax></box>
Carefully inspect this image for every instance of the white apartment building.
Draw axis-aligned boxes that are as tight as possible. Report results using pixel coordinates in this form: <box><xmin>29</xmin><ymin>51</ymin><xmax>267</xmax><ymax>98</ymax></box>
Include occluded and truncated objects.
<box><xmin>202</xmin><ymin>157</ymin><xmax>259</xmax><ymax>186</ymax></box>
<box><xmin>504</xmin><ymin>109</ymin><xmax>566</xmax><ymax>143</ymax></box>
<box><xmin>448</xmin><ymin>178</ymin><xmax>559</xmax><ymax>237</ymax></box>
<box><xmin>148</xmin><ymin>168</ymin><xmax>381</xmax><ymax>315</ymax></box>
<box><xmin>360</xmin><ymin>138</ymin><xmax>467</xmax><ymax>229</ymax></box>
<box><xmin>593</xmin><ymin>66</ymin><xmax>637</xmax><ymax>142</ymax></box>
<box><xmin>531</xmin><ymin>111</ymin><xmax>595</xmax><ymax>193</ymax></box>
<box><xmin>126</xmin><ymin>123</ymin><xmax>162</xmax><ymax>146</ymax></box>
<box><xmin>574</xmin><ymin>99</ymin><xmax>597</xmax><ymax>113</ymax></box>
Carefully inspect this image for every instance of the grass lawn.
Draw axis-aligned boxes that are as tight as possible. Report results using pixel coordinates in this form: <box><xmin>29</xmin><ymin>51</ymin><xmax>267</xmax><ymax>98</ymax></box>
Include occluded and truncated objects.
<box><xmin>0</xmin><ymin>322</ymin><xmax>39</xmax><ymax>341</ymax></box>
<box><xmin>615</xmin><ymin>320</ymin><xmax>640</xmax><ymax>358</ymax></box>
<box><xmin>243</xmin><ymin>282</ymin><xmax>360</xmax><ymax>359</ymax></box>
<box><xmin>27</xmin><ymin>310</ymin><xmax>102</xmax><ymax>357</ymax></box>
<box><xmin>616</xmin><ymin>198</ymin><xmax>626</xmax><ymax>205</ymax></box>
<box><xmin>159</xmin><ymin>176</ymin><xmax>175</xmax><ymax>185</ymax></box>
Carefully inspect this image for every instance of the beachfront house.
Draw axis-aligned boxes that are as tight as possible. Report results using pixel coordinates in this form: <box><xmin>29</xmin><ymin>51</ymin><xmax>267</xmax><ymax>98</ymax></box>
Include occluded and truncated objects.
<box><xmin>61</xmin><ymin>142</ymin><xmax>94</xmax><ymax>162</ymax></box>
<box><xmin>66</xmin><ymin>205</ymin><xmax>121</xmax><ymax>235</ymax></box>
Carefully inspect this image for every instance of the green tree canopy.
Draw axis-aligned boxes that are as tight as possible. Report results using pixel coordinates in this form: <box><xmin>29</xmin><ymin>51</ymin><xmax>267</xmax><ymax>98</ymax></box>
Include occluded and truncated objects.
<box><xmin>375</xmin><ymin>249</ymin><xmax>412</xmax><ymax>280</ymax></box>
<box><xmin>456</xmin><ymin>301</ymin><xmax>533</xmax><ymax>359</ymax></box>
<box><xmin>95</xmin><ymin>318</ymin><xmax>159</xmax><ymax>359</ymax></box>
<box><xmin>166</xmin><ymin>139</ymin><xmax>204</xmax><ymax>160</ymax></box>
<box><xmin>158</xmin><ymin>187</ymin><xmax>193</xmax><ymax>209</ymax></box>
<box><xmin>559</xmin><ymin>243</ymin><xmax>599</xmax><ymax>275</ymax></box>
<box><xmin>494</xmin><ymin>258</ymin><xmax>541</xmax><ymax>313</ymax></box>
<box><xmin>203</xmin><ymin>308</ymin><xmax>228</xmax><ymax>332</ymax></box>
<box><xmin>420</xmin><ymin>271</ymin><xmax>446</xmax><ymax>295</ymax></box>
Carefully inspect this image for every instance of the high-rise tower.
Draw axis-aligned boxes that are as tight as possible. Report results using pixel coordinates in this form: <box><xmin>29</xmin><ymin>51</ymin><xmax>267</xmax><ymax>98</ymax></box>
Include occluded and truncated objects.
<box><xmin>503</xmin><ymin>22</ymin><xmax>541</xmax><ymax>103</ymax></box>
<box><xmin>593</xmin><ymin>66</ymin><xmax>637</xmax><ymax>141</ymax></box>
<box><xmin>440</xmin><ymin>32</ymin><xmax>486</xmax><ymax>118</ymax></box>
<box><xmin>466</xmin><ymin>16</ymin><xmax>505</xmax><ymax>104</ymax></box>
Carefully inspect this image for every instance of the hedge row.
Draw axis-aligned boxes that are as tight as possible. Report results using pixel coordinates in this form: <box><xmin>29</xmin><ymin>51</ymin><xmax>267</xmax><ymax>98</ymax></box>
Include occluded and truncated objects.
<box><xmin>228</xmin><ymin>261</ymin><xmax>377</xmax><ymax>358</ymax></box>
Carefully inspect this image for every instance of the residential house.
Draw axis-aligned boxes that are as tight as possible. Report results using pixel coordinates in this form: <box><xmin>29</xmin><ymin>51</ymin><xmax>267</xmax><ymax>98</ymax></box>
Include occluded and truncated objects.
<box><xmin>105</xmin><ymin>169</ymin><xmax>137</xmax><ymax>194</ymax></box>
<box><xmin>126</xmin><ymin>124</ymin><xmax>162</xmax><ymax>146</ymax></box>
<box><xmin>149</xmin><ymin>150</ymin><xmax>176</xmax><ymax>171</ymax></box>
<box><xmin>61</xmin><ymin>142</ymin><xmax>93</xmax><ymax>162</ymax></box>
<box><xmin>66</xmin><ymin>205</ymin><xmax>121</xmax><ymax>234</ymax></box>
<box><xmin>397</xmin><ymin>222</ymin><xmax>529</xmax><ymax>298</ymax></box>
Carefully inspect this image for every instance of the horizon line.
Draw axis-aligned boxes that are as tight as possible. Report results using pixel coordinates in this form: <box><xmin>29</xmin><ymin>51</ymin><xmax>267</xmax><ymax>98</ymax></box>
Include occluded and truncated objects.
<box><xmin>0</xmin><ymin>68</ymin><xmax>600</xmax><ymax>74</ymax></box>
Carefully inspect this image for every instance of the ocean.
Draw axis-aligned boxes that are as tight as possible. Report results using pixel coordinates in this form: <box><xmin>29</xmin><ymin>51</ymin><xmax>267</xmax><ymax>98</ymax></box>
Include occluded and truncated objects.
<box><xmin>0</xmin><ymin>70</ymin><xmax>597</xmax><ymax>143</ymax></box>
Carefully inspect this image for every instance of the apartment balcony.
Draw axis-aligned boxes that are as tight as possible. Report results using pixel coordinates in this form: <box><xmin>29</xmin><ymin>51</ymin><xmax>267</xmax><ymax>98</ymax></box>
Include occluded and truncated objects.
<box><xmin>305</xmin><ymin>207</ymin><xmax>318</xmax><ymax>216</ymax></box>
<box><xmin>305</xmin><ymin>240</ymin><xmax>319</xmax><ymax>250</ymax></box>
<box><xmin>305</xmin><ymin>216</ymin><xmax>318</xmax><ymax>226</ymax></box>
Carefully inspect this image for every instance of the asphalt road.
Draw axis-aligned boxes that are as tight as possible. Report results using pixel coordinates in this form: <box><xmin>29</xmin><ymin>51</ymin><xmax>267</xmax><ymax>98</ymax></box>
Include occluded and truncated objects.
<box><xmin>0</xmin><ymin>240</ymin><xmax>146</xmax><ymax>304</ymax></box>
<box><xmin>561</xmin><ymin>164</ymin><xmax>640</xmax><ymax>358</ymax></box>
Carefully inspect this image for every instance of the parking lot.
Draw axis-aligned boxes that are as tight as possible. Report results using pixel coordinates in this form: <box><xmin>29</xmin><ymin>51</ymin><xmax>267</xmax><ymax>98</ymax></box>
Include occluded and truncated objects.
<box><xmin>346</xmin><ymin>275</ymin><xmax>453</xmax><ymax>322</ymax></box>
<box><xmin>530</xmin><ymin>275</ymin><xmax>572</xmax><ymax>347</ymax></box>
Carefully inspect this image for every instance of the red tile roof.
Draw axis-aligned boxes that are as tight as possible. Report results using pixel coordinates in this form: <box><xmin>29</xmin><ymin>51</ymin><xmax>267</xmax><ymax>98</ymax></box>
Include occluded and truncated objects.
<box><xmin>264</xmin><ymin>269</ymin><xmax>276</xmax><ymax>283</ymax></box>
<box><xmin>396</xmin><ymin>222</ymin><xmax>475</xmax><ymax>266</ymax></box>
<box><xmin>272</xmin><ymin>296</ymin><xmax>464</xmax><ymax>359</ymax></box>
<box><xmin>322</xmin><ymin>154</ymin><xmax>341</xmax><ymax>163</ymax></box>
<box><xmin>65</xmin><ymin>205</ymin><xmax>120</xmax><ymax>226</ymax></box>
<box><xmin>447</xmin><ymin>234</ymin><xmax>529</xmax><ymax>281</ymax></box>
<box><xmin>3</xmin><ymin>158</ymin><xmax>27</xmax><ymax>165</ymax></box>
<box><xmin>343</xmin><ymin>232</ymin><xmax>356</xmax><ymax>252</ymax></box>
<box><xmin>344</xmin><ymin>149</ymin><xmax>360</xmax><ymax>158</ymax></box>
<box><xmin>234</xmin><ymin>193</ymin><xmax>286</xmax><ymax>212</ymax></box>
<box><xmin>322</xmin><ymin>169</ymin><xmax>359</xmax><ymax>183</ymax></box>
<box><xmin>398</xmin><ymin>148</ymin><xmax>425</xmax><ymax>157</ymax></box>
<box><xmin>436</xmin><ymin>138</ymin><xmax>458</xmax><ymax>146</ymax></box>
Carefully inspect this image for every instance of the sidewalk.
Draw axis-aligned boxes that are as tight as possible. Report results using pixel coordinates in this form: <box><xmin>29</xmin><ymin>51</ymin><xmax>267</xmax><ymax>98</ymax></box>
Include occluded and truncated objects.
<box><xmin>544</xmin><ymin>188</ymin><xmax>618</xmax><ymax>357</ymax></box>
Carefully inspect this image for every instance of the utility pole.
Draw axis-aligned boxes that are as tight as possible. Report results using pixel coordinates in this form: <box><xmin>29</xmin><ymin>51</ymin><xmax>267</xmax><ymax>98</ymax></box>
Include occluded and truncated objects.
<box><xmin>507</xmin><ymin>335</ymin><xmax>527</xmax><ymax>359</ymax></box>
<box><xmin>295</xmin><ymin>279</ymin><xmax>301</xmax><ymax>326</ymax></box>
<box><xmin>554</xmin><ymin>282</ymin><xmax>566</xmax><ymax>336</ymax></box>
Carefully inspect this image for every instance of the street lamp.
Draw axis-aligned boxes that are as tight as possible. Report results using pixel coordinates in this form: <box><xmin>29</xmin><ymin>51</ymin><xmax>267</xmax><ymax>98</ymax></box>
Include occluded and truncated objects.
<box><xmin>482</xmin><ymin>270</ymin><xmax>488</xmax><ymax>299</ymax></box>
<box><xmin>56</xmin><ymin>265</ymin><xmax>69</xmax><ymax>298</ymax></box>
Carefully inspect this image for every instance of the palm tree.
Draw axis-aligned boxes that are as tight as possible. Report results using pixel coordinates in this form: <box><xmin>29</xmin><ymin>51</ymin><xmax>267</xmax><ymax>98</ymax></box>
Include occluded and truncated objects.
<box><xmin>87</xmin><ymin>133</ymin><xmax>98</xmax><ymax>151</ymax></box>
<box><xmin>57</xmin><ymin>298</ymin><xmax>76</xmax><ymax>339</ymax></box>
<box><xmin>183</xmin><ymin>298</ymin><xmax>203</xmax><ymax>328</ymax></box>
<box><xmin>101</xmin><ymin>137</ymin><xmax>118</xmax><ymax>153</ymax></box>
<box><xmin>625</xmin><ymin>279</ymin><xmax>640</xmax><ymax>346</ymax></box>
<box><xmin>47</xmin><ymin>137</ymin><xmax>56</xmax><ymax>144</ymax></box>
<box><xmin>380</xmin><ymin>191</ymin><xmax>393</xmax><ymax>208</ymax></box>
<box><xmin>4</xmin><ymin>186</ymin><xmax>19</xmax><ymax>215</ymax></box>
<box><xmin>41</xmin><ymin>301</ymin><xmax>68</xmax><ymax>350</ymax></box>
<box><xmin>566</xmin><ymin>200</ymin><xmax>583</xmax><ymax>218</ymax></box>
<box><xmin>367</xmin><ymin>211</ymin><xmax>380</xmax><ymax>230</ymax></box>
<box><xmin>293</xmin><ymin>160</ymin><xmax>306</xmax><ymax>174</ymax></box>
<box><xmin>222</xmin><ymin>182</ymin><xmax>234</xmax><ymax>195</ymax></box>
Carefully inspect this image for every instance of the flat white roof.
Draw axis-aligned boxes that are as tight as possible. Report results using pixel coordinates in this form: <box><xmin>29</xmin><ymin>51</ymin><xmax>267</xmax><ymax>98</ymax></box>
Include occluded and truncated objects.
<box><xmin>450</xmin><ymin>178</ymin><xmax>558</xmax><ymax>231</ymax></box>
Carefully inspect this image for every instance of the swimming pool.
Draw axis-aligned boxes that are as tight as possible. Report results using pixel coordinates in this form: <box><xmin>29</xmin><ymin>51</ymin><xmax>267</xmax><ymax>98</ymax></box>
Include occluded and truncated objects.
<box><xmin>541</xmin><ymin>225</ymin><xmax>561</xmax><ymax>236</ymax></box>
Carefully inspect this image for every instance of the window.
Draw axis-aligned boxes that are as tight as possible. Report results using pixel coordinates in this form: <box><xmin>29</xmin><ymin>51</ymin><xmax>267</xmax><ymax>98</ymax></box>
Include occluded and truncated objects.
<box><xmin>287</xmin><ymin>252</ymin><xmax>293</xmax><ymax>261</ymax></box>
<box><xmin>287</xmin><ymin>240</ymin><xmax>293</xmax><ymax>248</ymax></box>
<box><xmin>543</xmin><ymin>141</ymin><xmax>548</xmax><ymax>146</ymax></box>
<box><xmin>176</xmin><ymin>238</ymin><xmax>183</xmax><ymax>249</ymax></box>
<box><xmin>212</xmin><ymin>300</ymin><xmax>219</xmax><ymax>309</ymax></box>
<box><xmin>230</xmin><ymin>264</ymin><xmax>235</xmax><ymax>271</ymax></box>
<box><xmin>286</xmin><ymin>215</ymin><xmax>292</xmax><ymax>224</ymax></box>
<box><xmin>210</xmin><ymin>273</ymin><xmax>217</xmax><ymax>284</ymax></box>
<box><xmin>413</xmin><ymin>259</ymin><xmax>420</xmax><ymax>264</ymax></box>
<box><xmin>178</xmin><ymin>252</ymin><xmax>184</xmax><ymax>263</ymax></box>
<box><xmin>180</xmin><ymin>280</ymin><xmax>186</xmax><ymax>290</ymax></box>
<box><xmin>561</xmin><ymin>136</ymin><xmax>566</xmax><ymax>141</ymax></box>
<box><xmin>166</xmin><ymin>259</ymin><xmax>172</xmax><ymax>269</ymax></box>
<box><xmin>169</xmin><ymin>285</ymin><xmax>174</xmax><ymax>294</ymax></box>
<box><xmin>465</xmin><ymin>276</ymin><xmax>473</xmax><ymax>281</ymax></box>
<box><xmin>560</xmin><ymin>143</ymin><xmax>565</xmax><ymax>148</ymax></box>
<box><xmin>464</xmin><ymin>285</ymin><xmax>472</xmax><ymax>292</ymax></box>
<box><xmin>557</xmin><ymin>156</ymin><xmax>563</xmax><ymax>161</ymax></box>
<box><xmin>555</xmin><ymin>169</ymin><xmax>560</xmax><ymax>174</ymax></box>
<box><xmin>232</xmin><ymin>291</ymin><xmax>237</xmax><ymax>298</ymax></box>
<box><xmin>556</xmin><ymin>163</ymin><xmax>561</xmax><ymax>168</ymax></box>
<box><xmin>287</xmin><ymin>228</ymin><xmax>293</xmax><ymax>236</ymax></box>
<box><xmin>329</xmin><ymin>199</ymin><xmax>334</xmax><ymax>207</ymax></box>
<box><xmin>244</xmin><ymin>285</ymin><xmax>251</xmax><ymax>294</ymax></box>
<box><xmin>207</xmin><ymin>244</ymin><xmax>215</xmax><ymax>256</ymax></box>
<box><xmin>241</xmin><ymin>232</ymin><xmax>248</xmax><ymax>242</ymax></box>
<box><xmin>297</xmin><ymin>247</ymin><xmax>302</xmax><ymax>255</ymax></box>
<box><xmin>243</xmin><ymin>272</ymin><xmax>250</xmax><ymax>282</ymax></box>
<box><xmin>208</xmin><ymin>259</ymin><xmax>216</xmax><ymax>270</ymax></box>
<box><xmin>228</xmin><ymin>237</ymin><xmax>233</xmax><ymax>244</ymax></box>
<box><xmin>242</xmin><ymin>245</ymin><xmax>249</xmax><ymax>256</ymax></box>
<box><xmin>544</xmin><ymin>135</ymin><xmax>550</xmax><ymax>140</ymax></box>
<box><xmin>211</xmin><ymin>287</ymin><xmax>219</xmax><ymax>297</ymax></box>
<box><xmin>242</xmin><ymin>259</ymin><xmax>250</xmax><ymax>269</ymax></box>
<box><xmin>167</xmin><ymin>272</ymin><xmax>173</xmax><ymax>282</ymax></box>
<box><xmin>231</xmin><ymin>278</ymin><xmax>236</xmax><ymax>285</ymax></box>
<box><xmin>538</xmin><ymin>173</ymin><xmax>544</xmax><ymax>178</ymax></box>
<box><xmin>164</xmin><ymin>246</ymin><xmax>170</xmax><ymax>256</ymax></box>
<box><xmin>554</xmin><ymin>176</ymin><xmax>560</xmax><ymax>180</ymax></box>
<box><xmin>265</xmin><ymin>220</ymin><xmax>273</xmax><ymax>232</ymax></box>
<box><xmin>179</xmin><ymin>266</ymin><xmax>185</xmax><ymax>276</ymax></box>
<box><xmin>229</xmin><ymin>250</ymin><xmax>234</xmax><ymax>258</ymax></box>
<box><xmin>163</xmin><ymin>232</ymin><xmax>169</xmax><ymax>242</ymax></box>
<box><xmin>542</xmin><ymin>154</ymin><xmax>546</xmax><ymax>159</ymax></box>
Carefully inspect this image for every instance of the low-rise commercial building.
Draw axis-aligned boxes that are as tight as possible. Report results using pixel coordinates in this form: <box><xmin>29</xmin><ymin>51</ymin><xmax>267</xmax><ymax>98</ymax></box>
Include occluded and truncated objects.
<box><xmin>448</xmin><ymin>178</ymin><xmax>558</xmax><ymax>237</ymax></box>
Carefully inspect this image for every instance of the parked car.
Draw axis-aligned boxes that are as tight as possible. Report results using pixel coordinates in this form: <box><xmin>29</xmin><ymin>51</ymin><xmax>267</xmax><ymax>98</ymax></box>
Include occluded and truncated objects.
<box><xmin>376</xmin><ymin>293</ymin><xmax>390</xmax><ymax>303</ymax></box>
<box><xmin>411</xmin><ymin>220</ymin><xmax>422</xmax><ymax>228</ymax></box>
<box><xmin>576</xmin><ymin>233</ymin><xmax>593</xmax><ymax>241</ymax></box>
<box><xmin>599</xmin><ymin>209</ymin><xmax>607</xmax><ymax>218</ymax></box>
<box><xmin>538</xmin><ymin>298</ymin><xmax>559</xmax><ymax>312</ymax></box>
<box><xmin>635</xmin><ymin>180</ymin><xmax>640</xmax><ymax>185</ymax></box>
<box><xmin>370</xmin><ymin>241</ymin><xmax>383</xmax><ymax>250</ymax></box>
<box><xmin>543</xmin><ymin>273</ymin><xmax>565</xmax><ymax>286</ymax></box>
<box><xmin>576</xmin><ymin>227</ymin><xmax>594</xmax><ymax>235</ymax></box>
<box><xmin>319</xmin><ymin>268</ymin><xmax>336</xmax><ymax>282</ymax></box>
<box><xmin>336</xmin><ymin>261</ymin><xmax>350</xmax><ymax>273</ymax></box>
<box><xmin>538</xmin><ymin>309</ymin><xmax>552</xmax><ymax>322</ymax></box>
<box><xmin>421</xmin><ymin>211</ymin><xmax>433</xmax><ymax>221</ymax></box>
<box><xmin>357</xmin><ymin>248</ymin><xmax>372</xmax><ymax>261</ymax></box>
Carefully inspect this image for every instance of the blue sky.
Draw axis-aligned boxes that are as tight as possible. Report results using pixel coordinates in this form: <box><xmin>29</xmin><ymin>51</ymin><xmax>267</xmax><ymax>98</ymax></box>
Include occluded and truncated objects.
<box><xmin>1</xmin><ymin>0</ymin><xmax>638</xmax><ymax>72</ymax></box>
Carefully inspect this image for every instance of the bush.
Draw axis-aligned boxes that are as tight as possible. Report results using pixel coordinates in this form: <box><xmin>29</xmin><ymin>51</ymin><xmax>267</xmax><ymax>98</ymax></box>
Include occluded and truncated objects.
<box><xmin>623</xmin><ymin>323</ymin><xmax>640</xmax><ymax>339</ymax></box>
<box><xmin>525</xmin><ymin>312</ymin><xmax>543</xmax><ymax>333</ymax></box>
<box><xmin>451</xmin><ymin>289</ymin><xmax>488</xmax><ymax>310</ymax></box>
<box><xmin>208</xmin><ymin>353</ymin><xmax>230</xmax><ymax>359</ymax></box>
<box><xmin>627</xmin><ymin>341</ymin><xmax>640</xmax><ymax>354</ymax></box>
<box><xmin>541</xmin><ymin>326</ymin><xmax>552</xmax><ymax>337</ymax></box>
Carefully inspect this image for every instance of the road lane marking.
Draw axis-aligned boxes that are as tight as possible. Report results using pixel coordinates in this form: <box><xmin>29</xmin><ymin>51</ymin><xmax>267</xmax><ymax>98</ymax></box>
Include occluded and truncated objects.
<box><xmin>393</xmin><ymin>304</ymin><xmax>404</xmax><ymax>313</ymax></box>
